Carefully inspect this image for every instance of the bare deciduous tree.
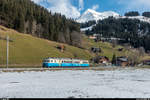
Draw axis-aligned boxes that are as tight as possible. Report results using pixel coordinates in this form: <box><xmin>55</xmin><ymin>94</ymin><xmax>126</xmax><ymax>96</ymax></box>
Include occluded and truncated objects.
<box><xmin>138</xmin><ymin>47</ymin><xmax>145</xmax><ymax>57</ymax></box>
<box><xmin>125</xmin><ymin>50</ymin><xmax>140</xmax><ymax>66</ymax></box>
<box><xmin>111</xmin><ymin>40</ymin><xmax>118</xmax><ymax>48</ymax></box>
<box><xmin>70</xmin><ymin>31</ymin><xmax>82</xmax><ymax>48</ymax></box>
<box><xmin>58</xmin><ymin>32</ymin><xmax>66</xmax><ymax>43</ymax></box>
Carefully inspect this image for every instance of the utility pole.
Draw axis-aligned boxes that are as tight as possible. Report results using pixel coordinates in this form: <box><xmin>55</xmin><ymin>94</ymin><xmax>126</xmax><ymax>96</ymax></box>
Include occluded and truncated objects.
<box><xmin>6</xmin><ymin>35</ymin><xmax>9</xmax><ymax>68</ymax></box>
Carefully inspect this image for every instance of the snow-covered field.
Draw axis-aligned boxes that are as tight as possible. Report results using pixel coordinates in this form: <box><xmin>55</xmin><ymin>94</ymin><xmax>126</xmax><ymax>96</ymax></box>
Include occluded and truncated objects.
<box><xmin>0</xmin><ymin>68</ymin><xmax>150</xmax><ymax>98</ymax></box>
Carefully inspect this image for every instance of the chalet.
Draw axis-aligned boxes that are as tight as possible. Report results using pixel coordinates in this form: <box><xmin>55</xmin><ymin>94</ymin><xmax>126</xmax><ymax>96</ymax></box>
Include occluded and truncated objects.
<box><xmin>118</xmin><ymin>48</ymin><xmax>124</xmax><ymax>52</ymax></box>
<box><xmin>142</xmin><ymin>60</ymin><xmax>150</xmax><ymax>65</ymax></box>
<box><xmin>89</xmin><ymin>34</ymin><xmax>101</xmax><ymax>40</ymax></box>
<box><xmin>90</xmin><ymin>47</ymin><xmax>101</xmax><ymax>53</ymax></box>
<box><xmin>91</xmin><ymin>56</ymin><xmax>110</xmax><ymax>65</ymax></box>
<box><xmin>99</xmin><ymin>56</ymin><xmax>109</xmax><ymax>64</ymax></box>
<box><xmin>89</xmin><ymin>36</ymin><xmax>97</xmax><ymax>39</ymax></box>
<box><xmin>116</xmin><ymin>56</ymin><xmax>129</xmax><ymax>67</ymax></box>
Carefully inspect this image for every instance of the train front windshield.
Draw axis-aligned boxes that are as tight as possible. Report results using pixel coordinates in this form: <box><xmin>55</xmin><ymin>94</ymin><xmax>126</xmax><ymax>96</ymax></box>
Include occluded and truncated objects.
<box><xmin>43</xmin><ymin>59</ymin><xmax>49</xmax><ymax>63</ymax></box>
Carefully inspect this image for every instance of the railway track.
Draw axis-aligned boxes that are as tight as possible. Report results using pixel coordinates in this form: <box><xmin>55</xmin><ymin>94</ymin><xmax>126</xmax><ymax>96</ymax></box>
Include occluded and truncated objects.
<box><xmin>0</xmin><ymin>66</ymin><xmax>120</xmax><ymax>72</ymax></box>
<box><xmin>0</xmin><ymin>67</ymin><xmax>89</xmax><ymax>71</ymax></box>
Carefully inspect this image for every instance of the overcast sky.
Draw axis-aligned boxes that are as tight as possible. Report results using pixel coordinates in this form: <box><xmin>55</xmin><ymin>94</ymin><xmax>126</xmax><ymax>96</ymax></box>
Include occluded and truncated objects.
<box><xmin>31</xmin><ymin>0</ymin><xmax>150</xmax><ymax>18</ymax></box>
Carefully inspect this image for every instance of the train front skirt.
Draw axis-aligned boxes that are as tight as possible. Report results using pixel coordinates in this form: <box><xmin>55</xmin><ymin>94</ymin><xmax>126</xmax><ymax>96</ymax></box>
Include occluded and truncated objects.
<box><xmin>43</xmin><ymin>63</ymin><xmax>89</xmax><ymax>67</ymax></box>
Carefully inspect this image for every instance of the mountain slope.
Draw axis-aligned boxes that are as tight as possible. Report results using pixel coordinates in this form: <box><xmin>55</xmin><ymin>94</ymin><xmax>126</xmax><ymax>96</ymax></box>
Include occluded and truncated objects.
<box><xmin>77</xmin><ymin>9</ymin><xmax>150</xmax><ymax>24</ymax></box>
<box><xmin>0</xmin><ymin>25</ymin><xmax>93</xmax><ymax>66</ymax></box>
<box><xmin>0</xmin><ymin>0</ymin><xmax>81</xmax><ymax>47</ymax></box>
<box><xmin>76</xmin><ymin>9</ymin><xmax>120</xmax><ymax>23</ymax></box>
<box><xmin>1</xmin><ymin>25</ymin><xmax>142</xmax><ymax>67</ymax></box>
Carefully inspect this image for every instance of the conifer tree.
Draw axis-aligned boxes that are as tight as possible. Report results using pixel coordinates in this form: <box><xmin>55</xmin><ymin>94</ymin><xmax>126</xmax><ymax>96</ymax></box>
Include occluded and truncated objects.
<box><xmin>112</xmin><ymin>53</ymin><xmax>116</xmax><ymax>65</ymax></box>
<box><xmin>0</xmin><ymin>0</ymin><xmax>81</xmax><ymax>47</ymax></box>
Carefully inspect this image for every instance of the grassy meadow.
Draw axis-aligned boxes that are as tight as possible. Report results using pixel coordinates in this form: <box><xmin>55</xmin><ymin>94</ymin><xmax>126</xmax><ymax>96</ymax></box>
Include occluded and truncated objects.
<box><xmin>0</xmin><ymin>25</ymin><xmax>150</xmax><ymax>68</ymax></box>
<box><xmin>0</xmin><ymin>26</ymin><xmax>92</xmax><ymax>67</ymax></box>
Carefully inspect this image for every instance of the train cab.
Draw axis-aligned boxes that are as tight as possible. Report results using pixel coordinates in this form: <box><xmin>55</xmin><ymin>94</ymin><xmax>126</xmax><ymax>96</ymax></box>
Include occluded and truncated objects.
<box><xmin>42</xmin><ymin>58</ymin><xmax>60</xmax><ymax>67</ymax></box>
<box><xmin>42</xmin><ymin>57</ymin><xmax>90</xmax><ymax>68</ymax></box>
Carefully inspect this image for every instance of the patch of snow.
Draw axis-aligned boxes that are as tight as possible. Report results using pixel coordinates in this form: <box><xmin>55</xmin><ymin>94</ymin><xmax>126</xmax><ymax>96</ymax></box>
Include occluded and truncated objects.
<box><xmin>80</xmin><ymin>24</ymin><xmax>96</xmax><ymax>31</ymax></box>
<box><xmin>0</xmin><ymin>68</ymin><xmax>150</xmax><ymax>98</ymax></box>
<box><xmin>77</xmin><ymin>9</ymin><xmax>150</xmax><ymax>26</ymax></box>
<box><xmin>76</xmin><ymin>9</ymin><xmax>120</xmax><ymax>23</ymax></box>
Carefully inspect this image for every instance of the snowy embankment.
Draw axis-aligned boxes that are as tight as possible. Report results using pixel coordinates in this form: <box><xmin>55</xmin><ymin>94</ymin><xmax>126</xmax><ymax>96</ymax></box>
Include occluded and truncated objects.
<box><xmin>0</xmin><ymin>68</ymin><xmax>150</xmax><ymax>98</ymax></box>
<box><xmin>80</xmin><ymin>25</ymin><xmax>95</xmax><ymax>32</ymax></box>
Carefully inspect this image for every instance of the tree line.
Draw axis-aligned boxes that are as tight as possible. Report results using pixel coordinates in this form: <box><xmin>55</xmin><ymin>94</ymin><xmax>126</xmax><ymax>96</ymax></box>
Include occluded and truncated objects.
<box><xmin>0</xmin><ymin>0</ymin><xmax>82</xmax><ymax>47</ymax></box>
<box><xmin>125</xmin><ymin>11</ymin><xmax>150</xmax><ymax>17</ymax></box>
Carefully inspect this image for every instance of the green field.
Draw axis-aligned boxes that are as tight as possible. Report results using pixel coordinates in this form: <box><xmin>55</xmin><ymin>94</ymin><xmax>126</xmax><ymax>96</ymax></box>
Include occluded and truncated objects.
<box><xmin>0</xmin><ymin>26</ymin><xmax>93</xmax><ymax>66</ymax></box>
<box><xmin>81</xmin><ymin>35</ymin><xmax>137</xmax><ymax>60</ymax></box>
<box><xmin>0</xmin><ymin>25</ymin><xmax>150</xmax><ymax>67</ymax></box>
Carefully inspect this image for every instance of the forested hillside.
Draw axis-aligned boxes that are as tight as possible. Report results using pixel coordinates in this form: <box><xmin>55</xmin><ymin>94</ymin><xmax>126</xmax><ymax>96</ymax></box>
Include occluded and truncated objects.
<box><xmin>85</xmin><ymin>17</ymin><xmax>150</xmax><ymax>51</ymax></box>
<box><xmin>0</xmin><ymin>0</ymin><xmax>81</xmax><ymax>47</ymax></box>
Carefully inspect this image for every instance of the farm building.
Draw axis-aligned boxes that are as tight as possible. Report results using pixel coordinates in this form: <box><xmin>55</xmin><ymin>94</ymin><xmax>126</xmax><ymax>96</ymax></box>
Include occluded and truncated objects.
<box><xmin>142</xmin><ymin>60</ymin><xmax>150</xmax><ymax>65</ymax></box>
<box><xmin>90</xmin><ymin>47</ymin><xmax>101</xmax><ymax>53</ymax></box>
<box><xmin>116</xmin><ymin>56</ymin><xmax>129</xmax><ymax>67</ymax></box>
<box><xmin>91</xmin><ymin>56</ymin><xmax>110</xmax><ymax>65</ymax></box>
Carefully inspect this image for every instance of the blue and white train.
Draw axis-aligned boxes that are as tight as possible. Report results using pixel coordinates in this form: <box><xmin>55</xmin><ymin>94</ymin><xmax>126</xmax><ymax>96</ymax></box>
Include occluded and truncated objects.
<box><xmin>42</xmin><ymin>57</ymin><xmax>90</xmax><ymax>68</ymax></box>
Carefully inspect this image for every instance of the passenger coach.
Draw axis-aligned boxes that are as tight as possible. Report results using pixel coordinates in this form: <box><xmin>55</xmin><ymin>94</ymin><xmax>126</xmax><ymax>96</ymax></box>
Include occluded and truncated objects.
<box><xmin>42</xmin><ymin>57</ymin><xmax>89</xmax><ymax>67</ymax></box>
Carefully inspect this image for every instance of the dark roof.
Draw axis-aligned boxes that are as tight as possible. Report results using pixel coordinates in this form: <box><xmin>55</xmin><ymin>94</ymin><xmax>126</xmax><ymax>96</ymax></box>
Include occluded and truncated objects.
<box><xmin>97</xmin><ymin>56</ymin><xmax>109</xmax><ymax>60</ymax></box>
<box><xmin>143</xmin><ymin>60</ymin><xmax>150</xmax><ymax>62</ymax></box>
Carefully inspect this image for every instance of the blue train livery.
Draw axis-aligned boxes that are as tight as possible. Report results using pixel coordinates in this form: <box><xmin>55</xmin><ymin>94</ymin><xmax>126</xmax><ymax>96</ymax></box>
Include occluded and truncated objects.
<box><xmin>42</xmin><ymin>57</ymin><xmax>89</xmax><ymax>68</ymax></box>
